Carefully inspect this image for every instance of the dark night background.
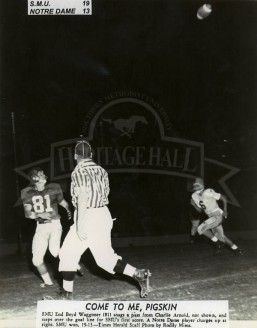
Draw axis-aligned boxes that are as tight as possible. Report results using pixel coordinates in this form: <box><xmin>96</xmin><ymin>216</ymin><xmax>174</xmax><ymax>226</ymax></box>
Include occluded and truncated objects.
<box><xmin>0</xmin><ymin>0</ymin><xmax>257</xmax><ymax>243</ymax></box>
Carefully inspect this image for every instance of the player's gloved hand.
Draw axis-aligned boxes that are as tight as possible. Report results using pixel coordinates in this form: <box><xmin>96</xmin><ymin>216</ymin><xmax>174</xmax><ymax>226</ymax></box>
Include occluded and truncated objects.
<box><xmin>67</xmin><ymin>210</ymin><xmax>72</xmax><ymax>220</ymax></box>
<box><xmin>38</xmin><ymin>212</ymin><xmax>52</xmax><ymax>219</ymax></box>
<box><xmin>36</xmin><ymin>212</ymin><xmax>52</xmax><ymax>223</ymax></box>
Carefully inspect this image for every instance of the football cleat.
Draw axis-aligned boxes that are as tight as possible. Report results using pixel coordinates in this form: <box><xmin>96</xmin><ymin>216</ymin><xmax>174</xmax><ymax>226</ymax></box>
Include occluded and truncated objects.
<box><xmin>43</xmin><ymin>289</ymin><xmax>73</xmax><ymax>300</ymax></box>
<box><xmin>233</xmin><ymin>248</ymin><xmax>244</xmax><ymax>256</ymax></box>
<box><xmin>40</xmin><ymin>283</ymin><xmax>54</xmax><ymax>288</ymax></box>
<box><xmin>133</xmin><ymin>269</ymin><xmax>151</xmax><ymax>298</ymax></box>
<box><xmin>189</xmin><ymin>235</ymin><xmax>196</xmax><ymax>244</ymax></box>
<box><xmin>213</xmin><ymin>240</ymin><xmax>225</xmax><ymax>256</ymax></box>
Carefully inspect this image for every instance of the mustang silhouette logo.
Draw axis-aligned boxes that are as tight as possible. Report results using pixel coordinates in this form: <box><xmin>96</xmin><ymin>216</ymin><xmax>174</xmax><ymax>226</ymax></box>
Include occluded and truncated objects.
<box><xmin>103</xmin><ymin>115</ymin><xmax>148</xmax><ymax>138</ymax></box>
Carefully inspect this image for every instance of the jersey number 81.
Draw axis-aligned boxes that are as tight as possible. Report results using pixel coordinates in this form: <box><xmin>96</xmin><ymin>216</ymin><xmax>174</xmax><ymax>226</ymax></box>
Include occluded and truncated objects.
<box><xmin>32</xmin><ymin>195</ymin><xmax>53</xmax><ymax>213</ymax></box>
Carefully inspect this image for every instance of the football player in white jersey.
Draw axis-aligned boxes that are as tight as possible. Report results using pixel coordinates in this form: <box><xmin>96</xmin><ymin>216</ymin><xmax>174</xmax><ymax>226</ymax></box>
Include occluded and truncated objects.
<box><xmin>191</xmin><ymin>178</ymin><xmax>243</xmax><ymax>255</ymax></box>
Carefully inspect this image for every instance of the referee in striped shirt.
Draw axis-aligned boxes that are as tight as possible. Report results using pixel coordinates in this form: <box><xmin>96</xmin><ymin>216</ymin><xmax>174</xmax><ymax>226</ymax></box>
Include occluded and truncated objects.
<box><xmin>54</xmin><ymin>140</ymin><xmax>151</xmax><ymax>299</ymax></box>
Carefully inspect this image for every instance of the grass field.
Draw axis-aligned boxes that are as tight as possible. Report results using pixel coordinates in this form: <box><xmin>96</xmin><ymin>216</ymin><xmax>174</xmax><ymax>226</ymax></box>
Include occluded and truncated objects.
<box><xmin>0</xmin><ymin>238</ymin><xmax>257</xmax><ymax>326</ymax></box>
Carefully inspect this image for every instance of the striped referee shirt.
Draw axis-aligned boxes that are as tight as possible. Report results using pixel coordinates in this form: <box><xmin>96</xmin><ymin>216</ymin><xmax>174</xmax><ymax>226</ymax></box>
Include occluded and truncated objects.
<box><xmin>71</xmin><ymin>159</ymin><xmax>110</xmax><ymax>209</ymax></box>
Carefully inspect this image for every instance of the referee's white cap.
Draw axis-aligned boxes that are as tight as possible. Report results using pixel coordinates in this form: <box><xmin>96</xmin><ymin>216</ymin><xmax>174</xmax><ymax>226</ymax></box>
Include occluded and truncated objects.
<box><xmin>75</xmin><ymin>139</ymin><xmax>92</xmax><ymax>158</ymax></box>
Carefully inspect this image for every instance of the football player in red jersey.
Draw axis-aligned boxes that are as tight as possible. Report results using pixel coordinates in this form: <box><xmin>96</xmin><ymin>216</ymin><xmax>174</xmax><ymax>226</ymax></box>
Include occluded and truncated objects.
<box><xmin>21</xmin><ymin>167</ymin><xmax>72</xmax><ymax>287</ymax></box>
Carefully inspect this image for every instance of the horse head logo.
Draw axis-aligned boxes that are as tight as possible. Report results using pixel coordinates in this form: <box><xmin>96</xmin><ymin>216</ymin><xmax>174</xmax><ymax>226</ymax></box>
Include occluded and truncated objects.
<box><xmin>103</xmin><ymin>115</ymin><xmax>148</xmax><ymax>138</ymax></box>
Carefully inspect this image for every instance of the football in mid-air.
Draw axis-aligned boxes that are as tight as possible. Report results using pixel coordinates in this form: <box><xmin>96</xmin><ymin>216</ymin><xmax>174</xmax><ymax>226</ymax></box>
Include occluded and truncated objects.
<box><xmin>197</xmin><ymin>4</ymin><xmax>212</xmax><ymax>20</ymax></box>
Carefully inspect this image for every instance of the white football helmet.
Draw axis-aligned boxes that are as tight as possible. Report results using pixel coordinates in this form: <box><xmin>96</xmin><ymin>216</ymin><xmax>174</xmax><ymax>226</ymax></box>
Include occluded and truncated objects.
<box><xmin>193</xmin><ymin>178</ymin><xmax>204</xmax><ymax>192</ymax></box>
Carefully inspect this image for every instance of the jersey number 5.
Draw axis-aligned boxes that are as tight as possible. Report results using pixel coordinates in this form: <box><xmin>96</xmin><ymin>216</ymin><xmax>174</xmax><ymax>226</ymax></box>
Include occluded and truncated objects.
<box><xmin>32</xmin><ymin>195</ymin><xmax>53</xmax><ymax>213</ymax></box>
<box><xmin>199</xmin><ymin>200</ymin><xmax>206</xmax><ymax>210</ymax></box>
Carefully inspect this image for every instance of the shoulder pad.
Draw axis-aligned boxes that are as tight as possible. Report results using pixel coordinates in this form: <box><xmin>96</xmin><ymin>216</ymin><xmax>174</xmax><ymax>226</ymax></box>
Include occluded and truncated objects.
<box><xmin>21</xmin><ymin>186</ymin><xmax>34</xmax><ymax>196</ymax></box>
<box><xmin>203</xmin><ymin>188</ymin><xmax>215</xmax><ymax>196</ymax></box>
<box><xmin>21</xmin><ymin>186</ymin><xmax>34</xmax><ymax>192</ymax></box>
<box><xmin>21</xmin><ymin>186</ymin><xmax>35</xmax><ymax>203</ymax></box>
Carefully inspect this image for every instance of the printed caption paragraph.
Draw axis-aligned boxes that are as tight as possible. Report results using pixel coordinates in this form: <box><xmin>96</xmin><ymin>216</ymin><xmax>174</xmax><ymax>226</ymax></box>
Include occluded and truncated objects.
<box><xmin>37</xmin><ymin>301</ymin><xmax>229</xmax><ymax>328</ymax></box>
